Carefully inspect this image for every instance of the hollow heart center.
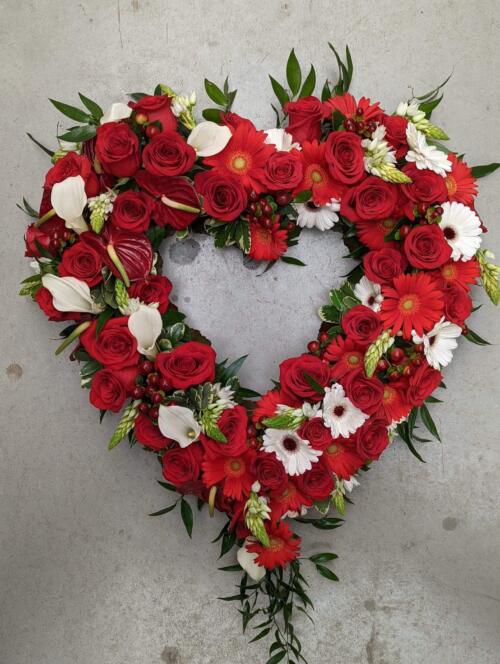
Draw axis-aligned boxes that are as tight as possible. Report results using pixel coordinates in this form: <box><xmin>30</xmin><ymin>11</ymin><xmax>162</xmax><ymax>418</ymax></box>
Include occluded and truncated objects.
<box><xmin>162</xmin><ymin>231</ymin><xmax>353</xmax><ymax>393</ymax></box>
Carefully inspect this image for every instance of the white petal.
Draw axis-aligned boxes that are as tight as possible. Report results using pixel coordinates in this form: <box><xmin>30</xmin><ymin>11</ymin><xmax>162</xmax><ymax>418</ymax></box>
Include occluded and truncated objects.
<box><xmin>50</xmin><ymin>175</ymin><xmax>88</xmax><ymax>233</ymax></box>
<box><xmin>41</xmin><ymin>274</ymin><xmax>103</xmax><ymax>313</ymax></box>
<box><xmin>128</xmin><ymin>305</ymin><xmax>162</xmax><ymax>359</ymax></box>
<box><xmin>264</xmin><ymin>128</ymin><xmax>299</xmax><ymax>151</ymax></box>
<box><xmin>187</xmin><ymin>121</ymin><xmax>232</xmax><ymax>157</ymax></box>
<box><xmin>237</xmin><ymin>539</ymin><xmax>266</xmax><ymax>582</ymax></box>
<box><xmin>158</xmin><ymin>404</ymin><xmax>201</xmax><ymax>447</ymax></box>
<box><xmin>100</xmin><ymin>102</ymin><xmax>133</xmax><ymax>124</ymax></box>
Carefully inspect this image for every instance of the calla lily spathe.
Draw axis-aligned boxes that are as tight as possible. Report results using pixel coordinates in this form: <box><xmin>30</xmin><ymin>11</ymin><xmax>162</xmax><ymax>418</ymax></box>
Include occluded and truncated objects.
<box><xmin>237</xmin><ymin>538</ymin><xmax>266</xmax><ymax>582</ymax></box>
<box><xmin>100</xmin><ymin>102</ymin><xmax>133</xmax><ymax>125</ymax></box>
<box><xmin>41</xmin><ymin>274</ymin><xmax>103</xmax><ymax>314</ymax></box>
<box><xmin>264</xmin><ymin>127</ymin><xmax>299</xmax><ymax>152</ymax></box>
<box><xmin>158</xmin><ymin>404</ymin><xmax>201</xmax><ymax>447</ymax></box>
<box><xmin>50</xmin><ymin>175</ymin><xmax>88</xmax><ymax>233</ymax></box>
<box><xmin>187</xmin><ymin>121</ymin><xmax>232</xmax><ymax>157</ymax></box>
<box><xmin>127</xmin><ymin>304</ymin><xmax>162</xmax><ymax>359</ymax></box>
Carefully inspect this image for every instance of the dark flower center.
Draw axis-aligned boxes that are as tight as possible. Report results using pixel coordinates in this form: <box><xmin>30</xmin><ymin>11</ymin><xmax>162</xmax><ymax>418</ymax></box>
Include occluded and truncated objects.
<box><xmin>283</xmin><ymin>437</ymin><xmax>298</xmax><ymax>451</ymax></box>
<box><xmin>443</xmin><ymin>226</ymin><xmax>456</xmax><ymax>240</ymax></box>
<box><xmin>333</xmin><ymin>405</ymin><xmax>345</xmax><ymax>417</ymax></box>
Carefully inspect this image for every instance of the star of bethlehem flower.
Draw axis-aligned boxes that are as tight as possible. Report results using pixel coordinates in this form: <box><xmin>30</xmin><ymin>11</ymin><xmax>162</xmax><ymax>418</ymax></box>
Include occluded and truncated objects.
<box><xmin>412</xmin><ymin>317</ymin><xmax>462</xmax><ymax>369</ymax></box>
<box><xmin>354</xmin><ymin>276</ymin><xmax>383</xmax><ymax>312</ymax></box>
<box><xmin>295</xmin><ymin>198</ymin><xmax>340</xmax><ymax>231</ymax></box>
<box><xmin>322</xmin><ymin>383</ymin><xmax>368</xmax><ymax>438</ymax></box>
<box><xmin>264</xmin><ymin>128</ymin><xmax>300</xmax><ymax>151</ymax></box>
<box><xmin>405</xmin><ymin>123</ymin><xmax>451</xmax><ymax>176</ymax></box>
<box><xmin>396</xmin><ymin>100</ymin><xmax>426</xmax><ymax>123</ymax></box>
<box><xmin>361</xmin><ymin>124</ymin><xmax>397</xmax><ymax>176</ymax></box>
<box><xmin>439</xmin><ymin>201</ymin><xmax>482</xmax><ymax>261</ymax></box>
<box><xmin>263</xmin><ymin>428</ymin><xmax>322</xmax><ymax>476</ymax></box>
<box><xmin>158</xmin><ymin>404</ymin><xmax>201</xmax><ymax>447</ymax></box>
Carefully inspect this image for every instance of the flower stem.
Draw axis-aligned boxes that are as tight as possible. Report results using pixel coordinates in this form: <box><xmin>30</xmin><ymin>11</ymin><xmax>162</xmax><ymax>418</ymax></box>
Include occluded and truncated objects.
<box><xmin>34</xmin><ymin>208</ymin><xmax>57</xmax><ymax>228</ymax></box>
<box><xmin>55</xmin><ymin>321</ymin><xmax>91</xmax><ymax>355</ymax></box>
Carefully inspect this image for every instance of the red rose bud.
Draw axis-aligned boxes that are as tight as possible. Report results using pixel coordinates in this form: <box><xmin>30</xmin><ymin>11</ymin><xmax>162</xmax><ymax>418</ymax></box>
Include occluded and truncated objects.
<box><xmin>283</xmin><ymin>96</ymin><xmax>323</xmax><ymax>143</ymax></box>
<box><xmin>128</xmin><ymin>95</ymin><xmax>177</xmax><ymax>133</ymax></box>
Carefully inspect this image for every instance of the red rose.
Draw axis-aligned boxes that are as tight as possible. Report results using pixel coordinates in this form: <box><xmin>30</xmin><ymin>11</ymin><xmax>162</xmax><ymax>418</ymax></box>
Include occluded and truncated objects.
<box><xmin>340</xmin><ymin>176</ymin><xmax>398</xmax><ymax>222</ymax></box>
<box><xmin>142</xmin><ymin>131</ymin><xmax>196</xmax><ymax>177</ymax></box>
<box><xmin>194</xmin><ymin>170</ymin><xmax>247</xmax><ymax>222</ymax></box>
<box><xmin>407</xmin><ymin>362</ymin><xmax>442</xmax><ymax>406</ymax></box>
<box><xmin>261</xmin><ymin>151</ymin><xmax>304</xmax><ymax>191</ymax></box>
<box><xmin>324</xmin><ymin>132</ymin><xmax>365</xmax><ymax>185</ymax></box>
<box><xmin>297</xmin><ymin>417</ymin><xmax>333</xmax><ymax>450</ymax></box>
<box><xmin>58</xmin><ymin>241</ymin><xmax>104</xmax><ymax>286</ymax></box>
<box><xmin>296</xmin><ymin>460</ymin><xmax>335</xmax><ymax>501</ymax></box>
<box><xmin>44</xmin><ymin>152</ymin><xmax>99</xmax><ymax>197</ymax></box>
<box><xmin>251</xmin><ymin>452</ymin><xmax>287</xmax><ymax>491</ymax></box>
<box><xmin>128</xmin><ymin>95</ymin><xmax>177</xmax><ymax>132</ymax></box>
<box><xmin>341</xmin><ymin>305</ymin><xmax>383</xmax><ymax>347</ymax></box>
<box><xmin>354</xmin><ymin>419</ymin><xmax>389</xmax><ymax>461</ymax></box>
<box><xmin>134</xmin><ymin>413</ymin><xmax>171</xmax><ymax>451</ymax></box>
<box><xmin>284</xmin><ymin>96</ymin><xmax>323</xmax><ymax>143</ymax></box>
<box><xmin>443</xmin><ymin>283</ymin><xmax>472</xmax><ymax>325</ymax></box>
<box><xmin>35</xmin><ymin>287</ymin><xmax>80</xmax><ymax>322</ymax></box>
<box><xmin>95</xmin><ymin>123</ymin><xmax>140</xmax><ymax>177</ymax></box>
<box><xmin>156</xmin><ymin>341</ymin><xmax>216</xmax><ymax>389</ymax></box>
<box><xmin>404</xmin><ymin>225</ymin><xmax>451</xmax><ymax>270</ymax></box>
<box><xmin>81</xmin><ymin>317</ymin><xmax>139</xmax><ymax>369</ymax></box>
<box><xmin>382</xmin><ymin>115</ymin><xmax>409</xmax><ymax>159</ymax></box>
<box><xmin>89</xmin><ymin>366</ymin><xmax>137</xmax><ymax>412</ymax></box>
<box><xmin>401</xmin><ymin>163</ymin><xmax>448</xmax><ymax>213</ymax></box>
<box><xmin>24</xmin><ymin>218</ymin><xmax>65</xmax><ymax>258</ymax></box>
<box><xmin>363</xmin><ymin>247</ymin><xmax>406</xmax><ymax>284</ymax></box>
<box><xmin>202</xmin><ymin>405</ymin><xmax>249</xmax><ymax>457</ymax></box>
<box><xmin>162</xmin><ymin>443</ymin><xmax>203</xmax><ymax>486</ymax></box>
<box><xmin>111</xmin><ymin>190</ymin><xmax>155</xmax><ymax>233</ymax></box>
<box><xmin>279</xmin><ymin>354</ymin><xmax>332</xmax><ymax>406</ymax></box>
<box><xmin>135</xmin><ymin>171</ymin><xmax>200</xmax><ymax>230</ymax></box>
<box><xmin>128</xmin><ymin>275</ymin><xmax>173</xmax><ymax>313</ymax></box>
<box><xmin>341</xmin><ymin>369</ymin><xmax>384</xmax><ymax>415</ymax></box>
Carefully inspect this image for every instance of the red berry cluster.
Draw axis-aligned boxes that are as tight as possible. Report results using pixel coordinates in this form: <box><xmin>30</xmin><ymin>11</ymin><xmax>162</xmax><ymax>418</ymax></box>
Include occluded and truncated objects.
<box><xmin>48</xmin><ymin>228</ymin><xmax>75</xmax><ymax>254</ymax></box>
<box><xmin>247</xmin><ymin>190</ymin><xmax>296</xmax><ymax>232</ymax></box>
<box><xmin>343</xmin><ymin>107</ymin><xmax>377</xmax><ymax>136</ymax></box>
<box><xmin>135</xmin><ymin>360</ymin><xmax>171</xmax><ymax>419</ymax></box>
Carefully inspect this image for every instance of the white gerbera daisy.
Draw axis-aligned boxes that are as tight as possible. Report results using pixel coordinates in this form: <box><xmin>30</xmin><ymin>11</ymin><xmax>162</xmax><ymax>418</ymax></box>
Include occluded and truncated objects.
<box><xmin>412</xmin><ymin>317</ymin><xmax>462</xmax><ymax>369</ymax></box>
<box><xmin>321</xmin><ymin>383</ymin><xmax>368</xmax><ymax>438</ymax></box>
<box><xmin>439</xmin><ymin>201</ymin><xmax>482</xmax><ymax>261</ymax></box>
<box><xmin>262</xmin><ymin>429</ymin><xmax>322</xmax><ymax>476</ymax></box>
<box><xmin>354</xmin><ymin>276</ymin><xmax>383</xmax><ymax>312</ymax></box>
<box><xmin>295</xmin><ymin>199</ymin><xmax>340</xmax><ymax>231</ymax></box>
<box><xmin>405</xmin><ymin>123</ymin><xmax>451</xmax><ymax>176</ymax></box>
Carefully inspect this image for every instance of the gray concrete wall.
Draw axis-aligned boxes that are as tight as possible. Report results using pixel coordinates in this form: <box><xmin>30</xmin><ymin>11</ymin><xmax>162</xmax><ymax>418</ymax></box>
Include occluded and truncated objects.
<box><xmin>1</xmin><ymin>1</ymin><xmax>499</xmax><ymax>662</ymax></box>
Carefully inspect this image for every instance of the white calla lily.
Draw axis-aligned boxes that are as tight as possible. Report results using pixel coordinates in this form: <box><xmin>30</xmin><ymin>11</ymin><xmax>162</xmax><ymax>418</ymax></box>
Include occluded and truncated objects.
<box><xmin>237</xmin><ymin>538</ymin><xmax>266</xmax><ymax>582</ymax></box>
<box><xmin>264</xmin><ymin>128</ymin><xmax>299</xmax><ymax>151</ymax></box>
<box><xmin>127</xmin><ymin>304</ymin><xmax>162</xmax><ymax>359</ymax></box>
<box><xmin>158</xmin><ymin>404</ymin><xmax>201</xmax><ymax>447</ymax></box>
<box><xmin>50</xmin><ymin>175</ymin><xmax>88</xmax><ymax>233</ymax></box>
<box><xmin>100</xmin><ymin>102</ymin><xmax>133</xmax><ymax>124</ymax></box>
<box><xmin>187</xmin><ymin>121</ymin><xmax>232</xmax><ymax>157</ymax></box>
<box><xmin>41</xmin><ymin>274</ymin><xmax>103</xmax><ymax>314</ymax></box>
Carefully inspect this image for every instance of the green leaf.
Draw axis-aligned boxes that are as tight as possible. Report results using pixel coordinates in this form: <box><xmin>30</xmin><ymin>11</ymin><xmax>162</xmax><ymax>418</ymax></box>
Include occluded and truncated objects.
<box><xmin>281</xmin><ymin>256</ymin><xmax>306</xmax><ymax>267</ymax></box>
<box><xmin>299</xmin><ymin>64</ymin><xmax>316</xmax><ymax>98</ymax></box>
<box><xmin>292</xmin><ymin>189</ymin><xmax>311</xmax><ymax>204</ymax></box>
<box><xmin>309</xmin><ymin>552</ymin><xmax>338</xmax><ymax>564</ymax></box>
<box><xmin>79</xmin><ymin>359</ymin><xmax>101</xmax><ymax>388</ymax></box>
<box><xmin>78</xmin><ymin>93</ymin><xmax>103</xmax><ymax>120</ymax></box>
<box><xmin>269</xmin><ymin>76</ymin><xmax>290</xmax><ymax>108</ymax></box>
<box><xmin>204</xmin><ymin>79</ymin><xmax>228</xmax><ymax>106</ymax></box>
<box><xmin>218</xmin><ymin>564</ymin><xmax>242</xmax><ymax>572</ymax></box>
<box><xmin>128</xmin><ymin>92</ymin><xmax>147</xmax><ymax>101</ymax></box>
<box><xmin>180</xmin><ymin>498</ymin><xmax>193</xmax><ymax>538</ymax></box>
<box><xmin>315</xmin><ymin>564</ymin><xmax>339</xmax><ymax>582</ymax></box>
<box><xmin>249</xmin><ymin>627</ymin><xmax>272</xmax><ymax>643</ymax></box>
<box><xmin>318</xmin><ymin>305</ymin><xmax>339</xmax><ymax>324</ymax></box>
<box><xmin>157</xmin><ymin>480</ymin><xmax>177</xmax><ymax>492</ymax></box>
<box><xmin>201</xmin><ymin>108</ymin><xmax>222</xmax><ymax>123</ymax></box>
<box><xmin>302</xmin><ymin>372</ymin><xmax>325</xmax><ymax>396</ymax></box>
<box><xmin>50</xmin><ymin>99</ymin><xmax>92</xmax><ymax>123</ymax></box>
<box><xmin>266</xmin><ymin>652</ymin><xmax>286</xmax><ymax>664</ymax></box>
<box><xmin>224</xmin><ymin>354</ymin><xmax>248</xmax><ymax>379</ymax></box>
<box><xmin>419</xmin><ymin>405</ymin><xmax>441</xmax><ymax>442</ymax></box>
<box><xmin>95</xmin><ymin>308</ymin><xmax>115</xmax><ymax>336</ymax></box>
<box><xmin>58</xmin><ymin>125</ymin><xmax>97</xmax><ymax>143</ymax></box>
<box><xmin>396</xmin><ymin>422</ymin><xmax>425</xmax><ymax>462</ymax></box>
<box><xmin>162</xmin><ymin>309</ymin><xmax>186</xmax><ymax>326</ymax></box>
<box><xmin>464</xmin><ymin>328</ymin><xmax>491</xmax><ymax>346</ymax></box>
<box><xmin>321</xmin><ymin>79</ymin><xmax>331</xmax><ymax>102</ymax></box>
<box><xmin>419</xmin><ymin>94</ymin><xmax>443</xmax><ymax>118</ymax></box>
<box><xmin>149</xmin><ymin>503</ymin><xmax>177</xmax><ymax>517</ymax></box>
<box><xmin>26</xmin><ymin>133</ymin><xmax>54</xmax><ymax>157</ymax></box>
<box><xmin>286</xmin><ymin>49</ymin><xmax>302</xmax><ymax>97</ymax></box>
<box><xmin>470</xmin><ymin>163</ymin><xmax>500</xmax><ymax>178</ymax></box>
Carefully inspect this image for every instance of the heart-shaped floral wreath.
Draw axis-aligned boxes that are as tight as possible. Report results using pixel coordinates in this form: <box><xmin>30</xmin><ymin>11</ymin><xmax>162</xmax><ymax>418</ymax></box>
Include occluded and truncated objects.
<box><xmin>20</xmin><ymin>45</ymin><xmax>499</xmax><ymax>662</ymax></box>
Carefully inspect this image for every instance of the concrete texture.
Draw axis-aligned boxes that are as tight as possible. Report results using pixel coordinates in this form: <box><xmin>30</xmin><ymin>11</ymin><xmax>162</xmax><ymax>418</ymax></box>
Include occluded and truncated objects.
<box><xmin>1</xmin><ymin>1</ymin><xmax>499</xmax><ymax>662</ymax></box>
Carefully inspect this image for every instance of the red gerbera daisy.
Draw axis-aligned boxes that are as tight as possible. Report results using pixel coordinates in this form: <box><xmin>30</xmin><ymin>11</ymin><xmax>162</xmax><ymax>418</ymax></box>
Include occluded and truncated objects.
<box><xmin>203</xmin><ymin>122</ymin><xmax>275</xmax><ymax>192</ymax></box>
<box><xmin>249</xmin><ymin>222</ymin><xmax>288</xmax><ymax>261</ymax></box>
<box><xmin>269</xmin><ymin>479</ymin><xmax>312</xmax><ymax>519</ymax></box>
<box><xmin>202</xmin><ymin>449</ymin><xmax>256</xmax><ymax>501</ymax></box>
<box><xmin>246</xmin><ymin>521</ymin><xmax>301</xmax><ymax>569</ymax></box>
<box><xmin>322</xmin><ymin>438</ymin><xmax>363</xmax><ymax>479</ymax></box>
<box><xmin>444</xmin><ymin>154</ymin><xmax>478</xmax><ymax>205</ymax></box>
<box><xmin>252</xmin><ymin>389</ymin><xmax>282</xmax><ymax>425</ymax></box>
<box><xmin>434</xmin><ymin>258</ymin><xmax>480</xmax><ymax>292</ymax></box>
<box><xmin>324</xmin><ymin>335</ymin><xmax>365</xmax><ymax>379</ymax></box>
<box><xmin>293</xmin><ymin>141</ymin><xmax>345</xmax><ymax>205</ymax></box>
<box><xmin>354</xmin><ymin>218</ymin><xmax>398</xmax><ymax>250</ymax></box>
<box><xmin>380</xmin><ymin>272</ymin><xmax>444</xmax><ymax>338</ymax></box>
<box><xmin>323</xmin><ymin>92</ymin><xmax>382</xmax><ymax>122</ymax></box>
<box><xmin>376</xmin><ymin>381</ymin><xmax>412</xmax><ymax>424</ymax></box>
